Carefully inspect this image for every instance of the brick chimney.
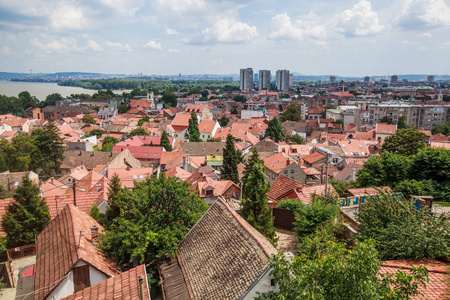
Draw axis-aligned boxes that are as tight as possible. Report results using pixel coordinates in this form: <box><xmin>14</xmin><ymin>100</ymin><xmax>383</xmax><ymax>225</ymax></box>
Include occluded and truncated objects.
<box><xmin>91</xmin><ymin>225</ymin><xmax>99</xmax><ymax>245</ymax></box>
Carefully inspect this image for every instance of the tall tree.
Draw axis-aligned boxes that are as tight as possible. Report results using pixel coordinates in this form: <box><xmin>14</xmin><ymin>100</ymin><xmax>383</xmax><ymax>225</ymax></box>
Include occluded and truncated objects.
<box><xmin>10</xmin><ymin>133</ymin><xmax>38</xmax><ymax>172</ymax></box>
<box><xmin>241</xmin><ymin>148</ymin><xmax>277</xmax><ymax>244</ymax></box>
<box><xmin>101</xmin><ymin>174</ymin><xmax>208</xmax><ymax>264</ymax></box>
<box><xmin>81</xmin><ymin>114</ymin><xmax>96</xmax><ymax>124</ymax></box>
<box><xmin>265</xmin><ymin>117</ymin><xmax>285</xmax><ymax>142</ymax></box>
<box><xmin>221</xmin><ymin>134</ymin><xmax>241</xmax><ymax>184</ymax></box>
<box><xmin>281</xmin><ymin>104</ymin><xmax>300</xmax><ymax>121</ymax></box>
<box><xmin>160</xmin><ymin>131</ymin><xmax>172</xmax><ymax>151</ymax></box>
<box><xmin>218</xmin><ymin>115</ymin><xmax>229</xmax><ymax>127</ymax></box>
<box><xmin>382</xmin><ymin>127</ymin><xmax>427</xmax><ymax>156</ymax></box>
<box><xmin>185</xmin><ymin>112</ymin><xmax>201</xmax><ymax>142</ymax></box>
<box><xmin>128</xmin><ymin>127</ymin><xmax>149</xmax><ymax>138</ymax></box>
<box><xmin>30</xmin><ymin>120</ymin><xmax>65</xmax><ymax>178</ymax></box>
<box><xmin>101</xmin><ymin>136</ymin><xmax>119</xmax><ymax>152</ymax></box>
<box><xmin>104</xmin><ymin>174</ymin><xmax>123</xmax><ymax>229</ymax></box>
<box><xmin>1</xmin><ymin>176</ymin><xmax>51</xmax><ymax>248</ymax></box>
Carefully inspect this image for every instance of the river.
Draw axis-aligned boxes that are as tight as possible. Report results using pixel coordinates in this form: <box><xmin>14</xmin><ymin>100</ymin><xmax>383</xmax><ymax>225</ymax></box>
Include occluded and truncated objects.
<box><xmin>0</xmin><ymin>81</ymin><xmax>97</xmax><ymax>101</ymax></box>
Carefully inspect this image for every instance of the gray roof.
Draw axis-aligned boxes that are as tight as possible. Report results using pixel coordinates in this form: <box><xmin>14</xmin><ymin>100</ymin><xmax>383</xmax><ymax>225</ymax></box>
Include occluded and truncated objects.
<box><xmin>180</xmin><ymin>142</ymin><xmax>226</xmax><ymax>156</ymax></box>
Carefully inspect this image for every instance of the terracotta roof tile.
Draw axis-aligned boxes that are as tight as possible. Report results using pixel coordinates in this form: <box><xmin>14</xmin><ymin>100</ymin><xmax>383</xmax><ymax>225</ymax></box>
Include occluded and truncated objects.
<box><xmin>34</xmin><ymin>205</ymin><xmax>120</xmax><ymax>300</ymax></box>
<box><xmin>267</xmin><ymin>175</ymin><xmax>306</xmax><ymax>201</ymax></box>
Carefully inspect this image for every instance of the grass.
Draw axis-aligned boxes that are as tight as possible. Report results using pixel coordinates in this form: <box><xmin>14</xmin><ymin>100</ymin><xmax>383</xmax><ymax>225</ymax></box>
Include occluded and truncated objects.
<box><xmin>434</xmin><ymin>201</ymin><xmax>450</xmax><ymax>207</ymax></box>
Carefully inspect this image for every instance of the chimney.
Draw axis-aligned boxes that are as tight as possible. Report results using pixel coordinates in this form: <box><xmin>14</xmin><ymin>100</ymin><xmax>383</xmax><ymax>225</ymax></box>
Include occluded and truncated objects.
<box><xmin>352</xmin><ymin>168</ymin><xmax>356</xmax><ymax>181</ymax></box>
<box><xmin>184</xmin><ymin>150</ymin><xmax>189</xmax><ymax>171</ymax></box>
<box><xmin>138</xmin><ymin>275</ymin><xmax>145</xmax><ymax>300</ymax></box>
<box><xmin>286</xmin><ymin>157</ymin><xmax>290</xmax><ymax>166</ymax></box>
<box><xmin>91</xmin><ymin>225</ymin><xmax>99</xmax><ymax>244</ymax></box>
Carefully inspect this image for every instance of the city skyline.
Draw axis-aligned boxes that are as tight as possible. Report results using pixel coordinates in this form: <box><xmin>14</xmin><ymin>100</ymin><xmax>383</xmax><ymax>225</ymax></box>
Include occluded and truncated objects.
<box><xmin>0</xmin><ymin>0</ymin><xmax>450</xmax><ymax>76</ymax></box>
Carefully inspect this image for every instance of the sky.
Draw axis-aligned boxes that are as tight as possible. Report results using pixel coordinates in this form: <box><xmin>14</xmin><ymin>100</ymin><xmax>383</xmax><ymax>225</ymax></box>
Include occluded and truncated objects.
<box><xmin>0</xmin><ymin>0</ymin><xmax>449</xmax><ymax>76</ymax></box>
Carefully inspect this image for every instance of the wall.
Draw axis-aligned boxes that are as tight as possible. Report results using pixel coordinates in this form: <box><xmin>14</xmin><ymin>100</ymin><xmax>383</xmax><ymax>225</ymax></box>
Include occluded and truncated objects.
<box><xmin>241</xmin><ymin>267</ymin><xmax>278</xmax><ymax>300</ymax></box>
<box><xmin>272</xmin><ymin>208</ymin><xmax>296</xmax><ymax>230</ymax></box>
<box><xmin>46</xmin><ymin>270</ymin><xmax>74</xmax><ymax>300</ymax></box>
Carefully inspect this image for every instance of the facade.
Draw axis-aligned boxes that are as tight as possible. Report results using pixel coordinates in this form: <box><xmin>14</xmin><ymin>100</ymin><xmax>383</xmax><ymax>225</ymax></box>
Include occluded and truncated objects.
<box><xmin>364</xmin><ymin>76</ymin><xmax>370</xmax><ymax>85</ymax></box>
<box><xmin>276</xmin><ymin>69</ymin><xmax>290</xmax><ymax>92</ymax></box>
<box><xmin>258</xmin><ymin>70</ymin><xmax>271</xmax><ymax>90</ymax></box>
<box><xmin>240</xmin><ymin>68</ymin><xmax>254</xmax><ymax>91</ymax></box>
<box><xmin>330</xmin><ymin>75</ymin><xmax>336</xmax><ymax>84</ymax></box>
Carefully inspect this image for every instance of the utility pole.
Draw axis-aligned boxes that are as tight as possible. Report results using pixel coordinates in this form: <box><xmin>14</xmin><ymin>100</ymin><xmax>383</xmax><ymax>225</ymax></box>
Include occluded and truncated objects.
<box><xmin>325</xmin><ymin>153</ymin><xmax>329</xmax><ymax>197</ymax></box>
<box><xmin>72</xmin><ymin>180</ymin><xmax>77</xmax><ymax>206</ymax></box>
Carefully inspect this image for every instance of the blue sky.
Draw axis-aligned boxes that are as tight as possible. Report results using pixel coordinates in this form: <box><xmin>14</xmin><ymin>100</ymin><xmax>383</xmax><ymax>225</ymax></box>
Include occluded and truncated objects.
<box><xmin>0</xmin><ymin>0</ymin><xmax>449</xmax><ymax>76</ymax></box>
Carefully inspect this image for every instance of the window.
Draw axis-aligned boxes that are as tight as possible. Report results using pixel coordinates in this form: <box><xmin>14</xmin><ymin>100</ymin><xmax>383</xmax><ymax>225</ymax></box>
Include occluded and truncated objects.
<box><xmin>284</xmin><ymin>170</ymin><xmax>288</xmax><ymax>174</ymax></box>
<box><xmin>139</xmin><ymin>175</ymin><xmax>144</xmax><ymax>180</ymax></box>
<box><xmin>205</xmin><ymin>189</ymin><xmax>214</xmax><ymax>196</ymax></box>
<box><xmin>227</xmin><ymin>190</ymin><xmax>232</xmax><ymax>194</ymax></box>
<box><xmin>133</xmin><ymin>175</ymin><xmax>137</xmax><ymax>180</ymax></box>
<box><xmin>290</xmin><ymin>169</ymin><xmax>294</xmax><ymax>173</ymax></box>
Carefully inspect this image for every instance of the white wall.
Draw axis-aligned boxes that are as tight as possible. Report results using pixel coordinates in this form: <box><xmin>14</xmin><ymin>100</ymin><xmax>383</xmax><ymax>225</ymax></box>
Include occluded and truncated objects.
<box><xmin>241</xmin><ymin>268</ymin><xmax>278</xmax><ymax>300</ymax></box>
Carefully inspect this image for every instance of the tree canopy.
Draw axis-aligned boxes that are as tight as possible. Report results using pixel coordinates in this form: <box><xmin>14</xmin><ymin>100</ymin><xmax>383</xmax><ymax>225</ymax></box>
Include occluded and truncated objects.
<box><xmin>221</xmin><ymin>134</ymin><xmax>241</xmax><ymax>184</ymax></box>
<box><xmin>218</xmin><ymin>115</ymin><xmax>229</xmax><ymax>127</ymax></box>
<box><xmin>128</xmin><ymin>127</ymin><xmax>149</xmax><ymax>138</ymax></box>
<box><xmin>100</xmin><ymin>174</ymin><xmax>208</xmax><ymax>264</ymax></box>
<box><xmin>101</xmin><ymin>136</ymin><xmax>119</xmax><ymax>152</ymax></box>
<box><xmin>265</xmin><ymin>117</ymin><xmax>285</xmax><ymax>142</ymax></box>
<box><xmin>1</xmin><ymin>176</ymin><xmax>51</xmax><ymax>248</ymax></box>
<box><xmin>241</xmin><ymin>148</ymin><xmax>277</xmax><ymax>244</ymax></box>
<box><xmin>281</xmin><ymin>104</ymin><xmax>300</xmax><ymax>122</ymax></box>
<box><xmin>185</xmin><ymin>112</ymin><xmax>201</xmax><ymax>142</ymax></box>
<box><xmin>381</xmin><ymin>127</ymin><xmax>427</xmax><ymax>156</ymax></box>
<box><xmin>81</xmin><ymin>114</ymin><xmax>96</xmax><ymax>124</ymax></box>
<box><xmin>160</xmin><ymin>131</ymin><xmax>172</xmax><ymax>151</ymax></box>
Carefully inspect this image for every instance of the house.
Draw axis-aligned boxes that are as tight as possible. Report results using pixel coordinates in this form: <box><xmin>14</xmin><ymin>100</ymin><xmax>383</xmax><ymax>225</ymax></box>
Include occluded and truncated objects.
<box><xmin>338</xmin><ymin>140</ymin><xmax>370</xmax><ymax>158</ymax></box>
<box><xmin>43</xmin><ymin>191</ymin><xmax>105</xmax><ymax>219</ymax></box>
<box><xmin>112</xmin><ymin>145</ymin><xmax>163</xmax><ymax>162</ymax></box>
<box><xmin>107</xmin><ymin>167</ymin><xmax>154</xmax><ymax>189</ymax></box>
<box><xmin>60</xmin><ymin>149</ymin><xmax>141</xmax><ymax>174</ymax></box>
<box><xmin>59</xmin><ymin>165</ymin><xmax>90</xmax><ymax>186</ymax></box>
<box><xmin>189</xmin><ymin>177</ymin><xmax>240</xmax><ymax>205</ymax></box>
<box><xmin>375</xmin><ymin>123</ymin><xmax>397</xmax><ymax>142</ymax></box>
<box><xmin>60</xmin><ymin>264</ymin><xmax>150</xmax><ymax>300</ymax></box>
<box><xmin>198</xmin><ymin>120</ymin><xmax>220</xmax><ymax>141</ymax></box>
<box><xmin>33</xmin><ymin>204</ymin><xmax>120</xmax><ymax>300</ymax></box>
<box><xmin>26</xmin><ymin>107</ymin><xmax>44</xmax><ymax>120</ymax></box>
<box><xmin>0</xmin><ymin>116</ymin><xmax>31</xmax><ymax>134</ymax></box>
<box><xmin>179</xmin><ymin>141</ymin><xmax>226</xmax><ymax>157</ymax></box>
<box><xmin>164</xmin><ymin>166</ymin><xmax>192</xmax><ymax>181</ymax></box>
<box><xmin>184</xmin><ymin>104</ymin><xmax>213</xmax><ymax>121</ymax></box>
<box><xmin>287</xmin><ymin>184</ymin><xmax>338</xmax><ymax>204</ymax></box>
<box><xmin>43</xmin><ymin>106</ymin><xmax>96</xmax><ymax>120</ymax></box>
<box><xmin>266</xmin><ymin>175</ymin><xmax>306</xmax><ymax>206</ymax></box>
<box><xmin>167</xmin><ymin>113</ymin><xmax>191</xmax><ymax>139</ymax></box>
<box><xmin>158</xmin><ymin>199</ymin><xmax>278</xmax><ymax>300</ymax></box>
<box><xmin>263</xmin><ymin>153</ymin><xmax>307</xmax><ymax>184</ymax></box>
<box><xmin>97</xmin><ymin>107</ymin><xmax>118</xmax><ymax>119</ymax></box>
<box><xmin>334</xmin><ymin>162</ymin><xmax>363</xmax><ymax>183</ymax></box>
<box><xmin>0</xmin><ymin>171</ymin><xmax>39</xmax><ymax>193</ymax></box>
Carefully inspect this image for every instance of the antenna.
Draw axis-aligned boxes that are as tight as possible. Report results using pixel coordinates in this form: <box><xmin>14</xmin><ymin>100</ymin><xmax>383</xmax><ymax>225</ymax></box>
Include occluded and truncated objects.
<box><xmin>30</xmin><ymin>69</ymin><xmax>33</xmax><ymax>80</ymax></box>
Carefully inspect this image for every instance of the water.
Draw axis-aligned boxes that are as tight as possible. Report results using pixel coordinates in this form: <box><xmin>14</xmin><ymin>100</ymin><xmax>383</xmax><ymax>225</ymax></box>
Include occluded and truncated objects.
<box><xmin>0</xmin><ymin>81</ymin><xmax>97</xmax><ymax>101</ymax></box>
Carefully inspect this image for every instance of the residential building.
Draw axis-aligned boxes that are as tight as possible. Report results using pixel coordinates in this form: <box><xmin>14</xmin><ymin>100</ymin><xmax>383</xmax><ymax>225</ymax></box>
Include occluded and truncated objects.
<box><xmin>258</xmin><ymin>70</ymin><xmax>271</xmax><ymax>90</ymax></box>
<box><xmin>158</xmin><ymin>199</ymin><xmax>279</xmax><ymax>300</ymax></box>
<box><xmin>240</xmin><ymin>68</ymin><xmax>254</xmax><ymax>91</ymax></box>
<box><xmin>276</xmin><ymin>69</ymin><xmax>290</xmax><ymax>92</ymax></box>
<box><xmin>363</xmin><ymin>76</ymin><xmax>370</xmax><ymax>85</ymax></box>
<box><xmin>330</xmin><ymin>75</ymin><xmax>336</xmax><ymax>84</ymax></box>
<box><xmin>0</xmin><ymin>171</ymin><xmax>39</xmax><ymax>193</ymax></box>
<box><xmin>375</xmin><ymin>123</ymin><xmax>397</xmax><ymax>142</ymax></box>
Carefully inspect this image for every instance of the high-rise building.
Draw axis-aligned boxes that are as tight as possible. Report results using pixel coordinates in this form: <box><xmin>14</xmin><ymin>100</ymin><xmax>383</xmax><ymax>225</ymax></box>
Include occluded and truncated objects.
<box><xmin>276</xmin><ymin>69</ymin><xmax>290</xmax><ymax>92</ymax></box>
<box><xmin>258</xmin><ymin>70</ymin><xmax>271</xmax><ymax>90</ymax></box>
<box><xmin>364</xmin><ymin>76</ymin><xmax>370</xmax><ymax>85</ymax></box>
<box><xmin>427</xmin><ymin>75</ymin><xmax>435</xmax><ymax>83</ymax></box>
<box><xmin>330</xmin><ymin>75</ymin><xmax>336</xmax><ymax>84</ymax></box>
<box><xmin>390</xmin><ymin>75</ymin><xmax>398</xmax><ymax>84</ymax></box>
<box><xmin>240</xmin><ymin>68</ymin><xmax>253</xmax><ymax>91</ymax></box>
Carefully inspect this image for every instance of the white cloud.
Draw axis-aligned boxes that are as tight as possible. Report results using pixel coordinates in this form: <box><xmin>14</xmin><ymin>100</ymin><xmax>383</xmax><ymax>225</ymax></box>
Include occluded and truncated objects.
<box><xmin>99</xmin><ymin>0</ymin><xmax>144</xmax><ymax>16</ymax></box>
<box><xmin>51</xmin><ymin>4</ymin><xmax>87</xmax><ymax>30</ymax></box>
<box><xmin>86</xmin><ymin>40</ymin><xmax>103</xmax><ymax>51</ymax></box>
<box><xmin>168</xmin><ymin>48</ymin><xmax>182</xmax><ymax>53</ymax></box>
<box><xmin>144</xmin><ymin>40</ymin><xmax>162</xmax><ymax>50</ymax></box>
<box><xmin>336</xmin><ymin>0</ymin><xmax>384</xmax><ymax>37</ymax></box>
<box><xmin>105</xmin><ymin>41</ymin><xmax>132</xmax><ymax>52</ymax></box>
<box><xmin>268</xmin><ymin>13</ymin><xmax>326</xmax><ymax>42</ymax></box>
<box><xmin>418</xmin><ymin>32</ymin><xmax>432</xmax><ymax>38</ymax></box>
<box><xmin>1</xmin><ymin>46</ymin><xmax>11</xmax><ymax>55</ymax></box>
<box><xmin>165</xmin><ymin>27</ymin><xmax>179</xmax><ymax>35</ymax></box>
<box><xmin>31</xmin><ymin>37</ymin><xmax>79</xmax><ymax>53</ymax></box>
<box><xmin>200</xmin><ymin>18</ymin><xmax>257</xmax><ymax>44</ymax></box>
<box><xmin>211</xmin><ymin>58</ymin><xmax>223</xmax><ymax>66</ymax></box>
<box><xmin>397</xmin><ymin>0</ymin><xmax>450</xmax><ymax>30</ymax></box>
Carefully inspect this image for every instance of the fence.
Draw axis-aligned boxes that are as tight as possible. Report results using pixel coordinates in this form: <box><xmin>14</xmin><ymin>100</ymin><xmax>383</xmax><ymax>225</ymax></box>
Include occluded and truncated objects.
<box><xmin>7</xmin><ymin>244</ymin><xmax>37</xmax><ymax>261</ymax></box>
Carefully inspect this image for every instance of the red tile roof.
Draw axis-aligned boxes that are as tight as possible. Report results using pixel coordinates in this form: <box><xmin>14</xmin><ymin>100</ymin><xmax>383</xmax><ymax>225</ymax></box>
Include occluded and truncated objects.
<box><xmin>0</xmin><ymin>198</ymin><xmax>14</xmax><ymax>237</ymax></box>
<box><xmin>267</xmin><ymin>175</ymin><xmax>306</xmax><ymax>201</ymax></box>
<box><xmin>198</xmin><ymin>120</ymin><xmax>216</xmax><ymax>133</ymax></box>
<box><xmin>44</xmin><ymin>192</ymin><xmax>103</xmax><ymax>219</ymax></box>
<box><xmin>61</xmin><ymin>265</ymin><xmax>150</xmax><ymax>300</ymax></box>
<box><xmin>375</xmin><ymin>123</ymin><xmax>397</xmax><ymax>135</ymax></box>
<box><xmin>346</xmin><ymin>186</ymin><xmax>392</xmax><ymax>197</ymax></box>
<box><xmin>34</xmin><ymin>204</ymin><xmax>120</xmax><ymax>300</ymax></box>
<box><xmin>302</xmin><ymin>152</ymin><xmax>326</xmax><ymax>165</ymax></box>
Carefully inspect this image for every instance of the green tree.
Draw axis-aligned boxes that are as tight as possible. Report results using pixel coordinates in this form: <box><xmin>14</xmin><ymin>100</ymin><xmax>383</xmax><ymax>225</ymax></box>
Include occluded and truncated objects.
<box><xmin>137</xmin><ymin>116</ymin><xmax>150</xmax><ymax>126</ymax></box>
<box><xmin>330</xmin><ymin>178</ymin><xmax>359</xmax><ymax>196</ymax></box>
<box><xmin>0</xmin><ymin>236</ymin><xmax>6</xmax><ymax>262</ymax></box>
<box><xmin>276</xmin><ymin>198</ymin><xmax>303</xmax><ymax>211</ymax></box>
<box><xmin>221</xmin><ymin>134</ymin><xmax>241</xmax><ymax>184</ymax></box>
<box><xmin>356</xmin><ymin>192</ymin><xmax>450</xmax><ymax>260</ymax></box>
<box><xmin>81</xmin><ymin>114</ymin><xmax>96</xmax><ymax>124</ymax></box>
<box><xmin>233</xmin><ymin>95</ymin><xmax>246</xmax><ymax>103</ymax></box>
<box><xmin>382</xmin><ymin>127</ymin><xmax>427</xmax><ymax>156</ymax></box>
<box><xmin>265</xmin><ymin>117</ymin><xmax>285</xmax><ymax>142</ymax></box>
<box><xmin>161</xmin><ymin>92</ymin><xmax>177</xmax><ymax>107</ymax></box>
<box><xmin>160</xmin><ymin>131</ymin><xmax>172</xmax><ymax>151</ymax></box>
<box><xmin>30</xmin><ymin>120</ymin><xmax>65</xmax><ymax>179</ymax></box>
<box><xmin>104</xmin><ymin>174</ymin><xmax>123</xmax><ymax>228</ymax></box>
<box><xmin>185</xmin><ymin>112</ymin><xmax>201</xmax><ymax>142</ymax></box>
<box><xmin>42</xmin><ymin>93</ymin><xmax>63</xmax><ymax>107</ymax></box>
<box><xmin>380</xmin><ymin>116</ymin><xmax>394</xmax><ymax>124</ymax></box>
<box><xmin>101</xmin><ymin>136</ymin><xmax>119</xmax><ymax>152</ymax></box>
<box><xmin>431</xmin><ymin>120</ymin><xmax>450</xmax><ymax>136</ymax></box>
<box><xmin>285</xmin><ymin>133</ymin><xmax>304</xmax><ymax>145</ymax></box>
<box><xmin>0</xmin><ymin>139</ymin><xmax>14</xmax><ymax>172</ymax></box>
<box><xmin>89</xmin><ymin>205</ymin><xmax>106</xmax><ymax>226</ymax></box>
<box><xmin>293</xmin><ymin>198</ymin><xmax>339</xmax><ymax>239</ymax></box>
<box><xmin>1</xmin><ymin>176</ymin><xmax>51</xmax><ymax>248</ymax></box>
<box><xmin>218</xmin><ymin>115</ymin><xmax>229</xmax><ymax>127</ymax></box>
<box><xmin>101</xmin><ymin>174</ymin><xmax>208</xmax><ymax>264</ymax></box>
<box><xmin>19</xmin><ymin>91</ymin><xmax>39</xmax><ymax>109</ymax></box>
<box><xmin>393</xmin><ymin>179</ymin><xmax>434</xmax><ymax>198</ymax></box>
<box><xmin>241</xmin><ymin>148</ymin><xmax>277</xmax><ymax>244</ymax></box>
<box><xmin>356</xmin><ymin>152</ymin><xmax>410</xmax><ymax>187</ymax></box>
<box><xmin>281</xmin><ymin>104</ymin><xmax>300</xmax><ymax>122</ymax></box>
<box><xmin>128</xmin><ymin>127</ymin><xmax>149</xmax><ymax>138</ymax></box>
<box><xmin>10</xmin><ymin>133</ymin><xmax>38</xmax><ymax>172</ymax></box>
<box><xmin>256</xmin><ymin>239</ymin><xmax>429</xmax><ymax>300</ymax></box>
<box><xmin>117</xmin><ymin>103</ymin><xmax>128</xmax><ymax>114</ymax></box>
<box><xmin>85</xmin><ymin>129</ymin><xmax>106</xmax><ymax>139</ymax></box>
<box><xmin>206</xmin><ymin>137</ymin><xmax>222</xmax><ymax>142</ymax></box>
<box><xmin>397</xmin><ymin>116</ymin><xmax>408</xmax><ymax>129</ymax></box>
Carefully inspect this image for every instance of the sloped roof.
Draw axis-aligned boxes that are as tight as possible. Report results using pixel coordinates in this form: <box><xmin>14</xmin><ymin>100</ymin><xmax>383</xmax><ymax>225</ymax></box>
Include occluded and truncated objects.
<box><xmin>263</xmin><ymin>152</ymin><xmax>293</xmax><ymax>173</ymax></box>
<box><xmin>44</xmin><ymin>192</ymin><xmax>103</xmax><ymax>218</ymax></box>
<box><xmin>164</xmin><ymin>199</ymin><xmax>277</xmax><ymax>300</ymax></box>
<box><xmin>61</xmin><ymin>151</ymin><xmax>119</xmax><ymax>170</ymax></box>
<box><xmin>334</xmin><ymin>162</ymin><xmax>363</xmax><ymax>182</ymax></box>
<box><xmin>293</xmin><ymin>184</ymin><xmax>338</xmax><ymax>204</ymax></box>
<box><xmin>164</xmin><ymin>167</ymin><xmax>192</xmax><ymax>181</ymax></box>
<box><xmin>180</xmin><ymin>142</ymin><xmax>226</xmax><ymax>156</ymax></box>
<box><xmin>379</xmin><ymin>258</ymin><xmax>449</xmax><ymax>300</ymax></box>
<box><xmin>267</xmin><ymin>175</ymin><xmax>306</xmax><ymax>201</ymax></box>
<box><xmin>60</xmin><ymin>264</ymin><xmax>150</xmax><ymax>300</ymax></box>
<box><xmin>171</xmin><ymin>113</ymin><xmax>191</xmax><ymax>128</ymax></box>
<box><xmin>375</xmin><ymin>123</ymin><xmax>397</xmax><ymax>135</ymax></box>
<box><xmin>302</xmin><ymin>152</ymin><xmax>326</xmax><ymax>165</ymax></box>
<box><xmin>198</xmin><ymin>120</ymin><xmax>216</xmax><ymax>133</ymax></box>
<box><xmin>34</xmin><ymin>204</ymin><xmax>120</xmax><ymax>300</ymax></box>
<box><xmin>346</xmin><ymin>186</ymin><xmax>392</xmax><ymax>197</ymax></box>
<box><xmin>0</xmin><ymin>198</ymin><xmax>14</xmax><ymax>237</ymax></box>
